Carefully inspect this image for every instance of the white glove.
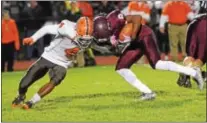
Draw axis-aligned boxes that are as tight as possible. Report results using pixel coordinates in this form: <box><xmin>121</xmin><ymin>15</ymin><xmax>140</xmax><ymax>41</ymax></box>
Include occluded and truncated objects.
<box><xmin>110</xmin><ymin>35</ymin><xmax>118</xmax><ymax>46</ymax></box>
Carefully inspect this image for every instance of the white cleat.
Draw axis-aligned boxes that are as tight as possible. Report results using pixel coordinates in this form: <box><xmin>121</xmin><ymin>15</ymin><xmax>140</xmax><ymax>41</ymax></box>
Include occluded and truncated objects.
<box><xmin>139</xmin><ymin>92</ymin><xmax>156</xmax><ymax>101</ymax></box>
<box><xmin>193</xmin><ymin>67</ymin><xmax>204</xmax><ymax>90</ymax></box>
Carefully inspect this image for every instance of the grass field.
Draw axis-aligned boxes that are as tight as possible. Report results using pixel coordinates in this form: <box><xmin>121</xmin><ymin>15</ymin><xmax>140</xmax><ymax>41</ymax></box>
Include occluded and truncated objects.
<box><xmin>2</xmin><ymin>64</ymin><xmax>206</xmax><ymax>122</ymax></box>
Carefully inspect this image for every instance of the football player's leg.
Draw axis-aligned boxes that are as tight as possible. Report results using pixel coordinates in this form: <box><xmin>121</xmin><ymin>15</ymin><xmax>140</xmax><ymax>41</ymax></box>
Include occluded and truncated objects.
<box><xmin>143</xmin><ymin>34</ymin><xmax>204</xmax><ymax>89</ymax></box>
<box><xmin>177</xmin><ymin>22</ymin><xmax>197</xmax><ymax>88</ymax></box>
<box><xmin>194</xmin><ymin>18</ymin><xmax>207</xmax><ymax>68</ymax></box>
<box><xmin>116</xmin><ymin>46</ymin><xmax>154</xmax><ymax>96</ymax></box>
<box><xmin>23</xmin><ymin>65</ymin><xmax>67</xmax><ymax>109</ymax></box>
<box><xmin>12</xmin><ymin>58</ymin><xmax>49</xmax><ymax>107</ymax></box>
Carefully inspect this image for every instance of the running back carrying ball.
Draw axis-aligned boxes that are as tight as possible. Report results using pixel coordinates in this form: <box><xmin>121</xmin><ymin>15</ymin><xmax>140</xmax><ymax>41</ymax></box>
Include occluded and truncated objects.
<box><xmin>119</xmin><ymin>23</ymin><xmax>133</xmax><ymax>42</ymax></box>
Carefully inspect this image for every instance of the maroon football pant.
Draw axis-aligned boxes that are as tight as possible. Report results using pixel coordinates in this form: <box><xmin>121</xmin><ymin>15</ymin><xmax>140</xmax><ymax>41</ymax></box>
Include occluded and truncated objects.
<box><xmin>186</xmin><ymin>16</ymin><xmax>207</xmax><ymax>64</ymax></box>
<box><xmin>116</xmin><ymin>33</ymin><xmax>161</xmax><ymax>70</ymax></box>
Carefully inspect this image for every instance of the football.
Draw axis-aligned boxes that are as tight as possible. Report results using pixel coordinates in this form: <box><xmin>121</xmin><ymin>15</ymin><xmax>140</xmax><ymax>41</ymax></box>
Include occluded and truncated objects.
<box><xmin>119</xmin><ymin>23</ymin><xmax>133</xmax><ymax>42</ymax></box>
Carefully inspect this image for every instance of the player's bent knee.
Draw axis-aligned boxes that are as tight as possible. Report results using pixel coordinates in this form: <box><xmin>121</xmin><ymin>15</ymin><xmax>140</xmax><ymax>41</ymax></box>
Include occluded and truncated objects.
<box><xmin>50</xmin><ymin>72</ymin><xmax>66</xmax><ymax>86</ymax></box>
<box><xmin>50</xmin><ymin>78</ymin><xmax>64</xmax><ymax>86</ymax></box>
<box><xmin>49</xmin><ymin>66</ymin><xmax>67</xmax><ymax>86</ymax></box>
<box><xmin>148</xmin><ymin>57</ymin><xmax>160</xmax><ymax>70</ymax></box>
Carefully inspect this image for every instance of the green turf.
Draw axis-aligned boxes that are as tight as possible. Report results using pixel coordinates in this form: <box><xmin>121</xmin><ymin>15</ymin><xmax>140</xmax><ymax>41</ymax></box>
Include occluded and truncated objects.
<box><xmin>2</xmin><ymin>65</ymin><xmax>206</xmax><ymax>122</ymax></box>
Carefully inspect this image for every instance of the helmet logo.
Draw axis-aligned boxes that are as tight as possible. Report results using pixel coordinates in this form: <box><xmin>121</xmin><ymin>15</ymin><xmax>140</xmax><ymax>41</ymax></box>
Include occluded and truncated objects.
<box><xmin>118</xmin><ymin>14</ymin><xmax>124</xmax><ymax>20</ymax></box>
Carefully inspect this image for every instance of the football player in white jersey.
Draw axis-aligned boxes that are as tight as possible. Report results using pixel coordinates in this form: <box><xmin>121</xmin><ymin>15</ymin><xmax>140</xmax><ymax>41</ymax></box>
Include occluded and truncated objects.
<box><xmin>12</xmin><ymin>17</ymin><xmax>94</xmax><ymax>109</ymax></box>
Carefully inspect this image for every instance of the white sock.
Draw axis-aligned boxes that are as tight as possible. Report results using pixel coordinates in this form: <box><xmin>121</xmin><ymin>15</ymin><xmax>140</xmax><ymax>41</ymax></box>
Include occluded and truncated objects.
<box><xmin>30</xmin><ymin>93</ymin><xmax>41</xmax><ymax>104</ymax></box>
<box><xmin>116</xmin><ymin>69</ymin><xmax>152</xmax><ymax>93</ymax></box>
<box><xmin>155</xmin><ymin>60</ymin><xmax>197</xmax><ymax>77</ymax></box>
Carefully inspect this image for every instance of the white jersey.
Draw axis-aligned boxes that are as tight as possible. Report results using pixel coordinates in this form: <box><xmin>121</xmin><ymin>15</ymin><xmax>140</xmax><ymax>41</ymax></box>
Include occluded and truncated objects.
<box><xmin>31</xmin><ymin>20</ymin><xmax>78</xmax><ymax>68</ymax></box>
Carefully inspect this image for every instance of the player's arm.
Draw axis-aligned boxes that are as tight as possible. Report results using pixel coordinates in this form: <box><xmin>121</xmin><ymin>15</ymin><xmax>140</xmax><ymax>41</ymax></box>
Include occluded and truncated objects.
<box><xmin>31</xmin><ymin>25</ymin><xmax>59</xmax><ymax>42</ymax></box>
<box><xmin>23</xmin><ymin>24</ymin><xmax>59</xmax><ymax>45</ymax></box>
<box><xmin>125</xmin><ymin>15</ymin><xmax>142</xmax><ymax>40</ymax></box>
<box><xmin>91</xmin><ymin>42</ymin><xmax>112</xmax><ymax>54</ymax></box>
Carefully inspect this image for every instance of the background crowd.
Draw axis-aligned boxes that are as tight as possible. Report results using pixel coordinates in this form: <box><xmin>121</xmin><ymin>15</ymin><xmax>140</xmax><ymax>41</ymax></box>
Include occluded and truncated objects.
<box><xmin>1</xmin><ymin>0</ymin><xmax>203</xmax><ymax>72</ymax></box>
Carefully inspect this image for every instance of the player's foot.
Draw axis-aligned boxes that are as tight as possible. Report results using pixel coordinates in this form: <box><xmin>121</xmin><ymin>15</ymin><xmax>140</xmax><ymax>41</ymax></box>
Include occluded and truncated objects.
<box><xmin>193</xmin><ymin>67</ymin><xmax>204</xmax><ymax>90</ymax></box>
<box><xmin>183</xmin><ymin>77</ymin><xmax>192</xmax><ymax>88</ymax></box>
<box><xmin>22</xmin><ymin>101</ymin><xmax>33</xmax><ymax>110</ymax></box>
<box><xmin>177</xmin><ymin>74</ymin><xmax>192</xmax><ymax>88</ymax></box>
<box><xmin>12</xmin><ymin>95</ymin><xmax>25</xmax><ymax>108</ymax></box>
<box><xmin>139</xmin><ymin>92</ymin><xmax>156</xmax><ymax>101</ymax></box>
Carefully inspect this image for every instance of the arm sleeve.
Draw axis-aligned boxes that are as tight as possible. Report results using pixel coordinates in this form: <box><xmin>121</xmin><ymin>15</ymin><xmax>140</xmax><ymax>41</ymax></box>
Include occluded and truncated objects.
<box><xmin>57</xmin><ymin>20</ymin><xmax>76</xmax><ymax>40</ymax></box>
<box><xmin>31</xmin><ymin>25</ymin><xmax>59</xmax><ymax>42</ymax></box>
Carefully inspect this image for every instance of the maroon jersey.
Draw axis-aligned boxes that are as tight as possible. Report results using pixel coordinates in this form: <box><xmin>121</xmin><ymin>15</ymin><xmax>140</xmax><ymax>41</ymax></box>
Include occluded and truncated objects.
<box><xmin>116</xmin><ymin>25</ymin><xmax>161</xmax><ymax>70</ymax></box>
<box><xmin>106</xmin><ymin>10</ymin><xmax>126</xmax><ymax>39</ymax></box>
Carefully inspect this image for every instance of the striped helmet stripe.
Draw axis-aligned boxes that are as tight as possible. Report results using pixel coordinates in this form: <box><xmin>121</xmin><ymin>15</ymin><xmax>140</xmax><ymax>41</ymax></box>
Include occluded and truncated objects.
<box><xmin>85</xmin><ymin>17</ymin><xmax>89</xmax><ymax>35</ymax></box>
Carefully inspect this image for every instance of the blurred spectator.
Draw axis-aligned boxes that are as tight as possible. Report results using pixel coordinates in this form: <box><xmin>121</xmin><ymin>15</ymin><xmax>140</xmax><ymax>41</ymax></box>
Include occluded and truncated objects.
<box><xmin>159</xmin><ymin>1</ymin><xmax>194</xmax><ymax>61</ymax></box>
<box><xmin>188</xmin><ymin>0</ymin><xmax>201</xmax><ymax>15</ymax></box>
<box><xmin>126</xmin><ymin>1</ymin><xmax>151</xmax><ymax>25</ymax></box>
<box><xmin>51</xmin><ymin>1</ymin><xmax>66</xmax><ymax>21</ymax></box>
<box><xmin>2</xmin><ymin>2</ymin><xmax>11</xmax><ymax>10</ymax></box>
<box><xmin>2</xmin><ymin>10</ymin><xmax>20</xmax><ymax>72</ymax></box>
<box><xmin>97</xmin><ymin>1</ymin><xmax>116</xmax><ymax>15</ymax></box>
<box><xmin>151</xmin><ymin>1</ymin><xmax>170</xmax><ymax>60</ymax></box>
<box><xmin>21</xmin><ymin>1</ymin><xmax>44</xmax><ymax>60</ymax></box>
<box><xmin>77</xmin><ymin>2</ymin><xmax>94</xmax><ymax>19</ymax></box>
<box><xmin>64</xmin><ymin>1</ymin><xmax>81</xmax><ymax>22</ymax></box>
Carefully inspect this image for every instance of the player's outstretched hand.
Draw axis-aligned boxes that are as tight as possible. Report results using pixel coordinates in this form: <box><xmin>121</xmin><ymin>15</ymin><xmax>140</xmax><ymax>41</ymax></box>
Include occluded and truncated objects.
<box><xmin>110</xmin><ymin>35</ymin><xmax>118</xmax><ymax>47</ymax></box>
<box><xmin>23</xmin><ymin>37</ymin><xmax>34</xmax><ymax>46</ymax></box>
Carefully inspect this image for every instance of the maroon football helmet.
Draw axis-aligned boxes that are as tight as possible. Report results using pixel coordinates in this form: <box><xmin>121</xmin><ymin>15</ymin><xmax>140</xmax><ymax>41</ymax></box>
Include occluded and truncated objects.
<box><xmin>93</xmin><ymin>16</ymin><xmax>112</xmax><ymax>42</ymax></box>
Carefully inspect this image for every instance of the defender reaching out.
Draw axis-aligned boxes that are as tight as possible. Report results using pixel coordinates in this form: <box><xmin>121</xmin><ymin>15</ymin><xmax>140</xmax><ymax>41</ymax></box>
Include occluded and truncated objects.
<box><xmin>12</xmin><ymin>17</ymin><xmax>94</xmax><ymax>109</ymax></box>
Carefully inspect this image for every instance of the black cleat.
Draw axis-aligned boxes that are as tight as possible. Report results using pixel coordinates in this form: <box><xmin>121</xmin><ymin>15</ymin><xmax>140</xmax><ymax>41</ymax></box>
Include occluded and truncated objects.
<box><xmin>183</xmin><ymin>77</ymin><xmax>192</xmax><ymax>88</ymax></box>
<box><xmin>177</xmin><ymin>74</ymin><xmax>191</xmax><ymax>88</ymax></box>
<box><xmin>22</xmin><ymin>101</ymin><xmax>33</xmax><ymax>110</ymax></box>
<box><xmin>12</xmin><ymin>95</ymin><xmax>25</xmax><ymax>108</ymax></box>
<box><xmin>202</xmin><ymin>71</ymin><xmax>207</xmax><ymax>83</ymax></box>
